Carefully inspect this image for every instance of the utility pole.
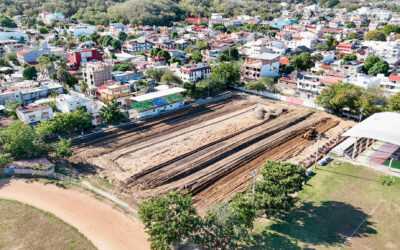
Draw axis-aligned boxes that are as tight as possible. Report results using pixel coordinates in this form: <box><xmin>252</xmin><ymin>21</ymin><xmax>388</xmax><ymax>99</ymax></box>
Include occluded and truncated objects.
<box><xmin>314</xmin><ymin>133</ymin><xmax>322</xmax><ymax>169</ymax></box>
<box><xmin>207</xmin><ymin>74</ymin><xmax>210</xmax><ymax>98</ymax></box>
<box><xmin>250</xmin><ymin>170</ymin><xmax>258</xmax><ymax>206</ymax></box>
<box><xmin>359</xmin><ymin>107</ymin><xmax>364</xmax><ymax>122</ymax></box>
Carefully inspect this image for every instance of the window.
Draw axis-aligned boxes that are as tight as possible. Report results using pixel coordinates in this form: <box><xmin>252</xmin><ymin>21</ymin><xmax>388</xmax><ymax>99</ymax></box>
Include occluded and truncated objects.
<box><xmin>29</xmin><ymin>115</ymin><xmax>35</xmax><ymax>119</ymax></box>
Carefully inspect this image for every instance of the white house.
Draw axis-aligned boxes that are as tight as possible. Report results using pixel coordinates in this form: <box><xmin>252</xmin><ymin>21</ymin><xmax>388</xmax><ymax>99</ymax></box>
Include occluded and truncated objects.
<box><xmin>71</xmin><ymin>23</ymin><xmax>96</xmax><ymax>37</ymax></box>
<box><xmin>16</xmin><ymin>104</ymin><xmax>54</xmax><ymax>124</ymax></box>
<box><xmin>56</xmin><ymin>94</ymin><xmax>92</xmax><ymax>113</ymax></box>
<box><xmin>179</xmin><ymin>63</ymin><xmax>211</xmax><ymax>83</ymax></box>
<box><xmin>241</xmin><ymin>53</ymin><xmax>280</xmax><ymax>81</ymax></box>
<box><xmin>0</xmin><ymin>29</ymin><xmax>29</xmax><ymax>41</ymax></box>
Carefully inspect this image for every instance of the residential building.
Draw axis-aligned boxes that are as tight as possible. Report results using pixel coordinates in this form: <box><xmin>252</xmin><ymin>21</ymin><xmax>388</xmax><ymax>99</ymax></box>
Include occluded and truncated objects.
<box><xmin>241</xmin><ymin>53</ymin><xmax>280</xmax><ymax>82</ymax></box>
<box><xmin>336</xmin><ymin>42</ymin><xmax>357</xmax><ymax>55</ymax></box>
<box><xmin>16</xmin><ymin>104</ymin><xmax>54</xmax><ymax>124</ymax></box>
<box><xmin>381</xmin><ymin>74</ymin><xmax>400</xmax><ymax>95</ymax></box>
<box><xmin>55</xmin><ymin>94</ymin><xmax>92</xmax><ymax>113</ymax></box>
<box><xmin>68</xmin><ymin>48</ymin><xmax>103</xmax><ymax>69</ymax></box>
<box><xmin>112</xmin><ymin>71</ymin><xmax>143</xmax><ymax>83</ymax></box>
<box><xmin>83</xmin><ymin>62</ymin><xmax>112</xmax><ymax>92</ymax></box>
<box><xmin>40</xmin><ymin>12</ymin><xmax>65</xmax><ymax>25</ymax></box>
<box><xmin>100</xmin><ymin>83</ymin><xmax>131</xmax><ymax>105</ymax></box>
<box><xmin>70</xmin><ymin>23</ymin><xmax>96</xmax><ymax>37</ymax></box>
<box><xmin>277</xmin><ymin>76</ymin><xmax>297</xmax><ymax>95</ymax></box>
<box><xmin>0</xmin><ymin>39</ymin><xmax>18</xmax><ymax>57</ymax></box>
<box><xmin>0</xmin><ymin>29</ymin><xmax>29</xmax><ymax>41</ymax></box>
<box><xmin>123</xmin><ymin>38</ymin><xmax>153</xmax><ymax>54</ymax></box>
<box><xmin>179</xmin><ymin>63</ymin><xmax>211</xmax><ymax>82</ymax></box>
<box><xmin>16</xmin><ymin>43</ymin><xmax>51</xmax><ymax>64</ymax></box>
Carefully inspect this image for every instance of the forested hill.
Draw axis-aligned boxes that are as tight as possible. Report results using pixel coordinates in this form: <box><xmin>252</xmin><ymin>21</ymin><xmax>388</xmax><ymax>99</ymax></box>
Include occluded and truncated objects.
<box><xmin>0</xmin><ymin>0</ymin><xmax>368</xmax><ymax>26</ymax></box>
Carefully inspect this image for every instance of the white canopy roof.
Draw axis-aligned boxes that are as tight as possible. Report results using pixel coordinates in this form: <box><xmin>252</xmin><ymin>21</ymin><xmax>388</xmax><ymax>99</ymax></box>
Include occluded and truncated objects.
<box><xmin>342</xmin><ymin>112</ymin><xmax>400</xmax><ymax>146</ymax></box>
<box><xmin>131</xmin><ymin>87</ymin><xmax>186</xmax><ymax>102</ymax></box>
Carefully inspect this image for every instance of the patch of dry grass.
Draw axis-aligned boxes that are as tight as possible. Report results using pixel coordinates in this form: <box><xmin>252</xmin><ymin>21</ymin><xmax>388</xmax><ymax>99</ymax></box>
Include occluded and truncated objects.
<box><xmin>0</xmin><ymin>199</ymin><xmax>96</xmax><ymax>250</ymax></box>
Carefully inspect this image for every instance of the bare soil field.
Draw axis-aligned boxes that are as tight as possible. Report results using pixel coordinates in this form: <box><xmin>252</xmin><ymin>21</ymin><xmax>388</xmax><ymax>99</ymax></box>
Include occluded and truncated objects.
<box><xmin>70</xmin><ymin>93</ymin><xmax>355</xmax><ymax>212</ymax></box>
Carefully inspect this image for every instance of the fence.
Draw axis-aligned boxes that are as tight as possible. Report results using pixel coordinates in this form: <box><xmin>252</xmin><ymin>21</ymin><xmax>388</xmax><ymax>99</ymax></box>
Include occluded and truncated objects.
<box><xmin>233</xmin><ymin>87</ymin><xmax>325</xmax><ymax>111</ymax></box>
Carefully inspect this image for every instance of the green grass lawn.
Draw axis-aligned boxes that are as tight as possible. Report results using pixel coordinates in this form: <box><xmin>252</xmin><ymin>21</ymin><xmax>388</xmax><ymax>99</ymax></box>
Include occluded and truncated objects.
<box><xmin>249</xmin><ymin>162</ymin><xmax>400</xmax><ymax>249</ymax></box>
<box><xmin>0</xmin><ymin>199</ymin><xmax>96</xmax><ymax>250</ymax></box>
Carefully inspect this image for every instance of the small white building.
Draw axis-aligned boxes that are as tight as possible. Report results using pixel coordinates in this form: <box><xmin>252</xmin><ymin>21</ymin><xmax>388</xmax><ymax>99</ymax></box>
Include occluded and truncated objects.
<box><xmin>179</xmin><ymin>63</ymin><xmax>211</xmax><ymax>83</ymax></box>
<box><xmin>16</xmin><ymin>104</ymin><xmax>54</xmax><ymax>124</ymax></box>
<box><xmin>56</xmin><ymin>94</ymin><xmax>92</xmax><ymax>113</ymax></box>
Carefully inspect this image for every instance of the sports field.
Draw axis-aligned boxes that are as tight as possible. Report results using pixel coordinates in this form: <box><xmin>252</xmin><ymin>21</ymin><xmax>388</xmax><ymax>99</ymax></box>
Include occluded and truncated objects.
<box><xmin>0</xmin><ymin>199</ymin><xmax>95</xmax><ymax>250</ymax></box>
<box><xmin>250</xmin><ymin>162</ymin><xmax>400</xmax><ymax>249</ymax></box>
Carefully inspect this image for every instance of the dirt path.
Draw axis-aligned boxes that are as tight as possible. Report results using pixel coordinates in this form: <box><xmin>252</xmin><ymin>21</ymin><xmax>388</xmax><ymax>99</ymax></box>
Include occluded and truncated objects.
<box><xmin>0</xmin><ymin>179</ymin><xmax>149</xmax><ymax>250</ymax></box>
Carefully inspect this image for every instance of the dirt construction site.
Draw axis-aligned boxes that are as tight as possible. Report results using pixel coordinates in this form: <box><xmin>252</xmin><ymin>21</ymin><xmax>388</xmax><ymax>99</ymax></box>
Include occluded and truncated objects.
<box><xmin>69</xmin><ymin>93</ymin><xmax>355</xmax><ymax>213</ymax></box>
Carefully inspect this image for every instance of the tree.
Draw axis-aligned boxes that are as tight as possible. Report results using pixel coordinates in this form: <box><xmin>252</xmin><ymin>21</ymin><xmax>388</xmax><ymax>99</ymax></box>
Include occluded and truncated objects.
<box><xmin>146</xmin><ymin>69</ymin><xmax>165</xmax><ymax>82</ymax></box>
<box><xmin>80</xmin><ymin>81</ymin><xmax>88</xmax><ymax>96</ymax></box>
<box><xmin>389</xmin><ymin>92</ymin><xmax>400</xmax><ymax>112</ymax></box>
<box><xmin>0</xmin><ymin>153</ymin><xmax>13</xmax><ymax>168</ymax></box>
<box><xmin>195</xmin><ymin>203</ymin><xmax>252</xmax><ymax>249</ymax></box>
<box><xmin>55</xmin><ymin>136</ymin><xmax>73</xmax><ymax>160</ymax></box>
<box><xmin>218</xmin><ymin>47</ymin><xmax>239</xmax><ymax>62</ymax></box>
<box><xmin>380</xmin><ymin>25</ymin><xmax>400</xmax><ymax>35</ymax></box>
<box><xmin>343</xmin><ymin>54</ymin><xmax>357</xmax><ymax>63</ymax></box>
<box><xmin>245</xmin><ymin>81</ymin><xmax>266</xmax><ymax>92</ymax></box>
<box><xmin>364</xmin><ymin>56</ymin><xmax>381</xmax><ymax>73</ymax></box>
<box><xmin>345</xmin><ymin>21</ymin><xmax>356</xmax><ymax>28</ymax></box>
<box><xmin>0</xmin><ymin>15</ymin><xmax>17</xmax><ymax>28</ymax></box>
<box><xmin>0</xmin><ymin>121</ymin><xmax>44</xmax><ymax>159</ymax></box>
<box><xmin>111</xmin><ymin>39</ymin><xmax>121</xmax><ymax>50</ymax></box>
<box><xmin>364</xmin><ymin>31</ymin><xmax>386</xmax><ymax>41</ymax></box>
<box><xmin>138</xmin><ymin>191</ymin><xmax>200</xmax><ymax>250</ymax></box>
<box><xmin>251</xmin><ymin>161</ymin><xmax>306</xmax><ymax>218</ymax></box>
<box><xmin>118</xmin><ymin>31</ymin><xmax>128</xmax><ymax>41</ymax></box>
<box><xmin>5</xmin><ymin>52</ymin><xmax>18</xmax><ymax>65</ymax></box>
<box><xmin>22</xmin><ymin>66</ymin><xmax>37</xmax><ymax>80</ymax></box>
<box><xmin>35</xmin><ymin>120</ymin><xmax>56</xmax><ymax>138</ymax></box>
<box><xmin>4</xmin><ymin>100</ymin><xmax>21</xmax><ymax>119</ymax></box>
<box><xmin>56</xmin><ymin>69</ymin><xmax>78</xmax><ymax>87</ymax></box>
<box><xmin>99</xmin><ymin>100</ymin><xmax>125</xmax><ymax>124</ymax></box>
<box><xmin>161</xmin><ymin>71</ymin><xmax>181</xmax><ymax>86</ymax></box>
<box><xmin>327</xmin><ymin>0</ymin><xmax>339</xmax><ymax>8</ymax></box>
<box><xmin>37</xmin><ymin>54</ymin><xmax>54</xmax><ymax>76</ymax></box>
<box><xmin>168</xmin><ymin>57</ymin><xmax>181</xmax><ymax>65</ymax></box>
<box><xmin>368</xmin><ymin>60</ymin><xmax>389</xmax><ymax>76</ymax></box>
<box><xmin>316</xmin><ymin>82</ymin><xmax>364</xmax><ymax>114</ymax></box>
<box><xmin>190</xmin><ymin>51</ymin><xmax>202</xmax><ymax>62</ymax></box>
<box><xmin>289</xmin><ymin>52</ymin><xmax>314</xmax><ymax>71</ymax></box>
<box><xmin>90</xmin><ymin>32</ymin><xmax>101</xmax><ymax>43</ymax></box>
<box><xmin>212</xmin><ymin>63</ymin><xmax>240</xmax><ymax>87</ymax></box>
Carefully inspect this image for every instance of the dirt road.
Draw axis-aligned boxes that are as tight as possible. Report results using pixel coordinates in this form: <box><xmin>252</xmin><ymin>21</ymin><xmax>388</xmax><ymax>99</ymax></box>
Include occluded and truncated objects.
<box><xmin>0</xmin><ymin>179</ymin><xmax>149</xmax><ymax>250</ymax></box>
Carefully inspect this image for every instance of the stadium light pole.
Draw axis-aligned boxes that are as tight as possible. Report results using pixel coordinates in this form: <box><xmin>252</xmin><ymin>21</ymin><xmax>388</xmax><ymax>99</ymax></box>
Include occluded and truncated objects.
<box><xmin>389</xmin><ymin>158</ymin><xmax>394</xmax><ymax>182</ymax></box>
<box><xmin>314</xmin><ymin>133</ymin><xmax>322</xmax><ymax>169</ymax></box>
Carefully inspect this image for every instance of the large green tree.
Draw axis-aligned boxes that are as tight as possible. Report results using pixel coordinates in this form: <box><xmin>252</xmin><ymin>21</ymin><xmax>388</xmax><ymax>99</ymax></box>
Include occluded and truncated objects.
<box><xmin>364</xmin><ymin>30</ymin><xmax>386</xmax><ymax>41</ymax></box>
<box><xmin>99</xmin><ymin>100</ymin><xmax>125</xmax><ymax>124</ymax></box>
<box><xmin>161</xmin><ymin>71</ymin><xmax>181</xmax><ymax>86</ymax></box>
<box><xmin>389</xmin><ymin>92</ymin><xmax>400</xmax><ymax>112</ymax></box>
<box><xmin>0</xmin><ymin>153</ymin><xmax>13</xmax><ymax>168</ymax></box>
<box><xmin>251</xmin><ymin>161</ymin><xmax>306</xmax><ymax>218</ymax></box>
<box><xmin>23</xmin><ymin>66</ymin><xmax>38</xmax><ymax>80</ymax></box>
<box><xmin>212</xmin><ymin>63</ymin><xmax>240</xmax><ymax>87</ymax></box>
<box><xmin>138</xmin><ymin>191</ymin><xmax>200</xmax><ymax>250</ymax></box>
<box><xmin>0</xmin><ymin>121</ymin><xmax>45</xmax><ymax>159</ymax></box>
<box><xmin>54</xmin><ymin>136</ymin><xmax>73</xmax><ymax>160</ymax></box>
<box><xmin>289</xmin><ymin>52</ymin><xmax>315</xmax><ymax>71</ymax></box>
<box><xmin>195</xmin><ymin>203</ymin><xmax>252</xmax><ymax>249</ymax></box>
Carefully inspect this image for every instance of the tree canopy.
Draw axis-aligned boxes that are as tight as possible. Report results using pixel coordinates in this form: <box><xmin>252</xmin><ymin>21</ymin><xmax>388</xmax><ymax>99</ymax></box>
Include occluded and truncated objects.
<box><xmin>138</xmin><ymin>191</ymin><xmax>200</xmax><ymax>250</ymax></box>
<box><xmin>99</xmin><ymin>100</ymin><xmax>125</xmax><ymax>124</ymax></box>
<box><xmin>364</xmin><ymin>30</ymin><xmax>387</xmax><ymax>41</ymax></box>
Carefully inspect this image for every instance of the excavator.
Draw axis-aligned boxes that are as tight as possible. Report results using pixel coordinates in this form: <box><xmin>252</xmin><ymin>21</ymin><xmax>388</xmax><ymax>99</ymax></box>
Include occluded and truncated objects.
<box><xmin>302</xmin><ymin>127</ymin><xmax>317</xmax><ymax>140</ymax></box>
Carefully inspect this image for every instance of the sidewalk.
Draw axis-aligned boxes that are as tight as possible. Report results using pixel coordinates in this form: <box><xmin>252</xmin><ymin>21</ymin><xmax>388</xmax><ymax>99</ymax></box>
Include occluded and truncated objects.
<box><xmin>339</xmin><ymin>158</ymin><xmax>400</xmax><ymax>178</ymax></box>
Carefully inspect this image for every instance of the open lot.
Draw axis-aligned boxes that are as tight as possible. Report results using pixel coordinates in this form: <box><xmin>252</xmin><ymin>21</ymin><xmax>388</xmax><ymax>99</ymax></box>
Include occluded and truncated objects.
<box><xmin>70</xmin><ymin>93</ymin><xmax>355</xmax><ymax>212</ymax></box>
<box><xmin>0</xmin><ymin>198</ymin><xmax>96</xmax><ymax>250</ymax></box>
<box><xmin>251</xmin><ymin>162</ymin><xmax>400</xmax><ymax>249</ymax></box>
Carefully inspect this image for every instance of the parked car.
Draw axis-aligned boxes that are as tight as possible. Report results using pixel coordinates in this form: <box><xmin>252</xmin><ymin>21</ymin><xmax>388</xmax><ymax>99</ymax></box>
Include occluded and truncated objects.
<box><xmin>319</xmin><ymin>156</ymin><xmax>333</xmax><ymax>166</ymax></box>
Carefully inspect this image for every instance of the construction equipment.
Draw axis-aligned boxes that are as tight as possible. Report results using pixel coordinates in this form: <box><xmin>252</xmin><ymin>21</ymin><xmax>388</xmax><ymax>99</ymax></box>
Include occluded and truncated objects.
<box><xmin>302</xmin><ymin>127</ymin><xmax>317</xmax><ymax>140</ymax></box>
